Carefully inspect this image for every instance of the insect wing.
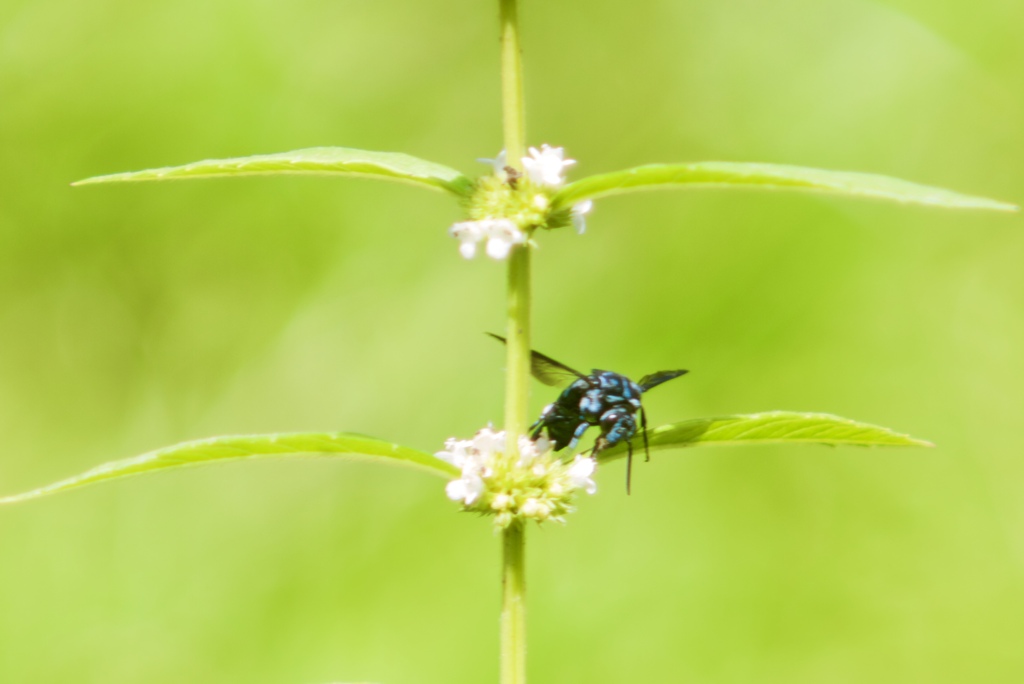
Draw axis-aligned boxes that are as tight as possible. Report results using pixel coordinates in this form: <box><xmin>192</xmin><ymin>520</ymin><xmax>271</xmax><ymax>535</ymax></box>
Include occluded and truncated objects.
<box><xmin>637</xmin><ymin>369</ymin><xmax>688</xmax><ymax>392</ymax></box>
<box><xmin>487</xmin><ymin>333</ymin><xmax>586</xmax><ymax>387</ymax></box>
<box><xmin>528</xmin><ymin>350</ymin><xmax>587</xmax><ymax>387</ymax></box>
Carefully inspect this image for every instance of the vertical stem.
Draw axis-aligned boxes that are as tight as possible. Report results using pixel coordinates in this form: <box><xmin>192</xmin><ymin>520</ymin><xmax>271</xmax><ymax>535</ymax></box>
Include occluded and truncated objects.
<box><xmin>501</xmin><ymin>522</ymin><xmax>527</xmax><ymax>684</ymax></box>
<box><xmin>499</xmin><ymin>0</ymin><xmax>527</xmax><ymax>167</ymax></box>
<box><xmin>501</xmin><ymin>244</ymin><xmax>529</xmax><ymax>684</ymax></box>
<box><xmin>500</xmin><ymin>2</ymin><xmax>529</xmax><ymax>684</ymax></box>
<box><xmin>499</xmin><ymin>0</ymin><xmax>530</xmax><ymax>463</ymax></box>
<box><xmin>504</xmin><ymin>245</ymin><xmax>531</xmax><ymax>444</ymax></box>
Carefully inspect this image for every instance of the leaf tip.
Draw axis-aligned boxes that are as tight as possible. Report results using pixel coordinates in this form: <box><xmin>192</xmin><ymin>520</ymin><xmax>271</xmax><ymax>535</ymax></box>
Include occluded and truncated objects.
<box><xmin>71</xmin><ymin>175</ymin><xmax>109</xmax><ymax>187</ymax></box>
<box><xmin>974</xmin><ymin>198</ymin><xmax>1019</xmax><ymax>213</ymax></box>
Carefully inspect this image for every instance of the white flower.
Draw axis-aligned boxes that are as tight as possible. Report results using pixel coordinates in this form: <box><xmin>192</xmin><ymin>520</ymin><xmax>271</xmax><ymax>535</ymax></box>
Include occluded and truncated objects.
<box><xmin>571</xmin><ymin>199</ymin><xmax>593</xmax><ymax>235</ymax></box>
<box><xmin>567</xmin><ymin>455</ymin><xmax>598</xmax><ymax>495</ymax></box>
<box><xmin>472</xmin><ymin>425</ymin><xmax>505</xmax><ymax>455</ymax></box>
<box><xmin>435</xmin><ymin>426</ymin><xmax>598</xmax><ymax>528</ymax></box>
<box><xmin>478</xmin><ymin>150</ymin><xmax>508</xmax><ymax>176</ymax></box>
<box><xmin>522</xmin><ymin>144</ymin><xmax>576</xmax><ymax>189</ymax></box>
<box><xmin>453</xmin><ymin>145</ymin><xmax>588</xmax><ymax>257</ymax></box>
<box><xmin>483</xmin><ymin>220</ymin><xmax>527</xmax><ymax>259</ymax></box>
<box><xmin>449</xmin><ymin>221</ymin><xmax>485</xmax><ymax>259</ymax></box>
<box><xmin>435</xmin><ymin>436</ymin><xmax>473</xmax><ymax>467</ymax></box>
<box><xmin>449</xmin><ymin>219</ymin><xmax>526</xmax><ymax>260</ymax></box>
<box><xmin>438</xmin><ymin>437</ymin><xmax>488</xmax><ymax>505</ymax></box>
<box><xmin>446</xmin><ymin>473</ymin><xmax>485</xmax><ymax>505</ymax></box>
<box><xmin>520</xmin><ymin>498</ymin><xmax>550</xmax><ymax>520</ymax></box>
<box><xmin>516</xmin><ymin>433</ymin><xmax>549</xmax><ymax>466</ymax></box>
<box><xmin>478</xmin><ymin>146</ymin><xmax>576</xmax><ymax>188</ymax></box>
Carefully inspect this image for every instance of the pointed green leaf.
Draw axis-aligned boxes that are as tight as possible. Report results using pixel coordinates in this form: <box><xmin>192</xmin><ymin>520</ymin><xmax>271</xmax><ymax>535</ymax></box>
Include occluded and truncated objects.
<box><xmin>73</xmin><ymin>147</ymin><xmax>475</xmax><ymax>197</ymax></box>
<box><xmin>0</xmin><ymin>432</ymin><xmax>456</xmax><ymax>505</ymax></box>
<box><xmin>553</xmin><ymin>162</ymin><xmax>1017</xmax><ymax>212</ymax></box>
<box><xmin>596</xmin><ymin>411</ymin><xmax>932</xmax><ymax>464</ymax></box>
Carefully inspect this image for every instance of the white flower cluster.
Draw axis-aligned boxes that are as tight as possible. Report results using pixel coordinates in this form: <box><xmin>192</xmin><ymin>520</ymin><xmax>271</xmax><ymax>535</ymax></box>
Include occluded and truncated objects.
<box><xmin>436</xmin><ymin>426</ymin><xmax>597</xmax><ymax>528</ymax></box>
<box><xmin>450</xmin><ymin>145</ymin><xmax>594</xmax><ymax>260</ymax></box>
<box><xmin>450</xmin><ymin>218</ymin><xmax>526</xmax><ymax>260</ymax></box>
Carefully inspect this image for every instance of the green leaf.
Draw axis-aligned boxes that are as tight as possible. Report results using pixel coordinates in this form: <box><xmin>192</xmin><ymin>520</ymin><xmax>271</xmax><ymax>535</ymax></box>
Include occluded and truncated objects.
<box><xmin>553</xmin><ymin>162</ymin><xmax>1017</xmax><ymax>212</ymax></box>
<box><xmin>596</xmin><ymin>411</ymin><xmax>932</xmax><ymax>464</ymax></box>
<box><xmin>73</xmin><ymin>147</ymin><xmax>475</xmax><ymax>197</ymax></box>
<box><xmin>0</xmin><ymin>432</ymin><xmax>456</xmax><ymax>505</ymax></box>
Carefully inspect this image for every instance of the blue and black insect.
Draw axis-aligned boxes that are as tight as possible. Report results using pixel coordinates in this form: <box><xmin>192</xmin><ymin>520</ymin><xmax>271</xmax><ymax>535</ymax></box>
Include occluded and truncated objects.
<box><xmin>489</xmin><ymin>333</ymin><xmax>687</xmax><ymax>493</ymax></box>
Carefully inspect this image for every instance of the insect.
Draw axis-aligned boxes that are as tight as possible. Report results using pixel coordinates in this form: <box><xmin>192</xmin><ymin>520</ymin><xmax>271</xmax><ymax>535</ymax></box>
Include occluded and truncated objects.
<box><xmin>488</xmin><ymin>333</ymin><xmax>687</xmax><ymax>493</ymax></box>
<box><xmin>504</xmin><ymin>165</ymin><xmax>521</xmax><ymax>189</ymax></box>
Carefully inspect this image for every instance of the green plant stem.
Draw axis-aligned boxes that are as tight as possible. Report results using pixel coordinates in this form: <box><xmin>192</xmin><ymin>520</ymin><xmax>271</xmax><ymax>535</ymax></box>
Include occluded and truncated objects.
<box><xmin>499</xmin><ymin>0</ymin><xmax>530</xmax><ymax>447</ymax></box>
<box><xmin>499</xmin><ymin>0</ymin><xmax>526</xmax><ymax>166</ymax></box>
<box><xmin>500</xmin><ymin>0</ymin><xmax>531</xmax><ymax>459</ymax></box>
<box><xmin>500</xmin><ymin>238</ymin><xmax>530</xmax><ymax>684</ymax></box>
<box><xmin>501</xmin><ymin>521</ymin><xmax>527</xmax><ymax>684</ymax></box>
<box><xmin>504</xmin><ymin>245</ymin><xmax>531</xmax><ymax>445</ymax></box>
<box><xmin>500</xmin><ymin>1</ymin><xmax>529</xmax><ymax>683</ymax></box>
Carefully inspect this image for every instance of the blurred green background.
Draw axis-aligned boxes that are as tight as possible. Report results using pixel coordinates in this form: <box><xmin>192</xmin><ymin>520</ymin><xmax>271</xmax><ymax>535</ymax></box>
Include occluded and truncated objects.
<box><xmin>1</xmin><ymin>0</ymin><xmax>1022</xmax><ymax>681</ymax></box>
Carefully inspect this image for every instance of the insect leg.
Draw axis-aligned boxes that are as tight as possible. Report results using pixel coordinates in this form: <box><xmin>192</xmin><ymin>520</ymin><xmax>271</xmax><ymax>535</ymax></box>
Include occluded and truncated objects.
<box><xmin>626</xmin><ymin>440</ymin><xmax>634</xmax><ymax>496</ymax></box>
<box><xmin>563</xmin><ymin>420</ymin><xmax>590</xmax><ymax>451</ymax></box>
<box><xmin>640</xmin><ymin>405</ymin><xmax>650</xmax><ymax>462</ymax></box>
<box><xmin>529</xmin><ymin>403</ymin><xmax>554</xmax><ymax>440</ymax></box>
